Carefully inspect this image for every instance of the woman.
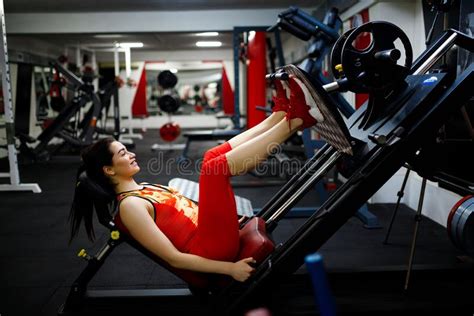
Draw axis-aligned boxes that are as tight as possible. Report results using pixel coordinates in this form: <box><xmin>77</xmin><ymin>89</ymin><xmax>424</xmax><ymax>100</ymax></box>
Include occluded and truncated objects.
<box><xmin>69</xmin><ymin>70</ymin><xmax>322</xmax><ymax>284</ymax></box>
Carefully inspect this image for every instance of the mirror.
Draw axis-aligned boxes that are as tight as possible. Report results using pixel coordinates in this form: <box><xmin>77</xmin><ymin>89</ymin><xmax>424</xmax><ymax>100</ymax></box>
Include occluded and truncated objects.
<box><xmin>145</xmin><ymin>61</ymin><xmax>223</xmax><ymax>116</ymax></box>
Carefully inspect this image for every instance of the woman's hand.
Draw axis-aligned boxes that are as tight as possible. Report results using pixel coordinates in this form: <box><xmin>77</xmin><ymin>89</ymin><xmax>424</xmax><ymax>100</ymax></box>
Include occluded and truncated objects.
<box><xmin>230</xmin><ymin>257</ymin><xmax>256</xmax><ymax>282</ymax></box>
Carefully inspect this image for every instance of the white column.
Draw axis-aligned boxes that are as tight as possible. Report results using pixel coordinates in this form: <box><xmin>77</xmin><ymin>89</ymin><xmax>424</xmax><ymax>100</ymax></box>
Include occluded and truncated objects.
<box><xmin>91</xmin><ymin>50</ymin><xmax>98</xmax><ymax>91</ymax></box>
<box><xmin>76</xmin><ymin>46</ymin><xmax>81</xmax><ymax>69</ymax></box>
<box><xmin>124</xmin><ymin>47</ymin><xmax>131</xmax><ymax>79</ymax></box>
<box><xmin>114</xmin><ymin>46</ymin><xmax>120</xmax><ymax>76</ymax></box>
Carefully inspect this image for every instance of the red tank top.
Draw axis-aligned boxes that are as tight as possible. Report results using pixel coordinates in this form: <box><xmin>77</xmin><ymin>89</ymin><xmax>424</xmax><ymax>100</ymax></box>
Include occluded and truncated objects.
<box><xmin>114</xmin><ymin>183</ymin><xmax>199</xmax><ymax>252</ymax></box>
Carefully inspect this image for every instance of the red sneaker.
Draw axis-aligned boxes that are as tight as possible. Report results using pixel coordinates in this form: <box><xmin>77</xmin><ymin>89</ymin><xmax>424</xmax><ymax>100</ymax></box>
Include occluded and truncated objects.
<box><xmin>286</xmin><ymin>77</ymin><xmax>324</xmax><ymax>130</ymax></box>
<box><xmin>283</xmin><ymin>64</ymin><xmax>353</xmax><ymax>155</ymax></box>
<box><xmin>271</xmin><ymin>80</ymin><xmax>290</xmax><ymax>113</ymax></box>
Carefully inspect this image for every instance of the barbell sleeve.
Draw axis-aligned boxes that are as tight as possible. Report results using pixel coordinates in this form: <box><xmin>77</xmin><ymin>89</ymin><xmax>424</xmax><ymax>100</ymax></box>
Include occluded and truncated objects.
<box><xmin>374</xmin><ymin>49</ymin><xmax>401</xmax><ymax>62</ymax></box>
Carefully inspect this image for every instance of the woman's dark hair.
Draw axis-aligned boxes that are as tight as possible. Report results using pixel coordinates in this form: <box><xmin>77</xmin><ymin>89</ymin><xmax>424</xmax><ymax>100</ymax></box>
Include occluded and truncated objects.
<box><xmin>69</xmin><ymin>137</ymin><xmax>117</xmax><ymax>243</ymax></box>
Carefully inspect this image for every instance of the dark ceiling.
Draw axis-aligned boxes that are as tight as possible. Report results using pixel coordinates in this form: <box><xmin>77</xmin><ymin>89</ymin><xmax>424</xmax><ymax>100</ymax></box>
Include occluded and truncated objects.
<box><xmin>5</xmin><ymin>0</ymin><xmax>324</xmax><ymax>13</ymax></box>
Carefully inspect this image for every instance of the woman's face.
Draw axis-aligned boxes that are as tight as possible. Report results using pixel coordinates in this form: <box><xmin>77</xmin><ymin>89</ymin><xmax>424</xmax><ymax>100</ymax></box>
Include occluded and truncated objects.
<box><xmin>106</xmin><ymin>141</ymin><xmax>140</xmax><ymax>178</ymax></box>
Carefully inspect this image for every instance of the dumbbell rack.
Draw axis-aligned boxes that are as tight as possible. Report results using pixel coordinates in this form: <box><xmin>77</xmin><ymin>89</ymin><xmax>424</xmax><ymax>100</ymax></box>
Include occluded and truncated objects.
<box><xmin>0</xmin><ymin>0</ymin><xmax>40</xmax><ymax>193</ymax></box>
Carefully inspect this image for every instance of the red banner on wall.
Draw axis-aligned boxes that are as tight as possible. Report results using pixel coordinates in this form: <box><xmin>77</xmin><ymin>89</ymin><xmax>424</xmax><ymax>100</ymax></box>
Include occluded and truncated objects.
<box><xmin>221</xmin><ymin>66</ymin><xmax>235</xmax><ymax>115</ymax></box>
<box><xmin>131</xmin><ymin>67</ymin><xmax>148</xmax><ymax>117</ymax></box>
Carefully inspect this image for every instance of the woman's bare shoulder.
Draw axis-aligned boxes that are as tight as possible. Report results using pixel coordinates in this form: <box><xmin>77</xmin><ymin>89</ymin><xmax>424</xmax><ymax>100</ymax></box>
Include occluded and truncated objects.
<box><xmin>119</xmin><ymin>195</ymin><xmax>151</xmax><ymax>213</ymax></box>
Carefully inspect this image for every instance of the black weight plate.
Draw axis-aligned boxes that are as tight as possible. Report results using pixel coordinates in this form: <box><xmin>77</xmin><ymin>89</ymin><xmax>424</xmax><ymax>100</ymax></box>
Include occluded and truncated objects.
<box><xmin>158</xmin><ymin>70</ymin><xmax>178</xmax><ymax>89</ymax></box>
<box><xmin>341</xmin><ymin>21</ymin><xmax>413</xmax><ymax>92</ymax></box>
<box><xmin>158</xmin><ymin>94</ymin><xmax>180</xmax><ymax>113</ymax></box>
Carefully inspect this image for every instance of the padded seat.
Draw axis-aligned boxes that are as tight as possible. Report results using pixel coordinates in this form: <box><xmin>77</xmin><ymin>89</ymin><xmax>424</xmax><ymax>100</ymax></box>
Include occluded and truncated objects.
<box><xmin>168</xmin><ymin>178</ymin><xmax>254</xmax><ymax>217</ymax></box>
<box><xmin>163</xmin><ymin>217</ymin><xmax>274</xmax><ymax>289</ymax></box>
<box><xmin>238</xmin><ymin>217</ymin><xmax>275</xmax><ymax>264</ymax></box>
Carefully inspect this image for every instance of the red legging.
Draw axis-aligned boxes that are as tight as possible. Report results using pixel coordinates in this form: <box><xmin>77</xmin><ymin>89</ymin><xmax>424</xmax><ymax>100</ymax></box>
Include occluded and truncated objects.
<box><xmin>188</xmin><ymin>142</ymin><xmax>240</xmax><ymax>261</ymax></box>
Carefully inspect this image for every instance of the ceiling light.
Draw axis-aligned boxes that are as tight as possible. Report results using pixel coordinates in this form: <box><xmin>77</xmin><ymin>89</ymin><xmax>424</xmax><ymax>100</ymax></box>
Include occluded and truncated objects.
<box><xmin>94</xmin><ymin>34</ymin><xmax>124</xmax><ymax>39</ymax></box>
<box><xmin>196</xmin><ymin>32</ymin><xmax>219</xmax><ymax>37</ymax></box>
<box><xmin>196</xmin><ymin>41</ymin><xmax>222</xmax><ymax>48</ymax></box>
<box><xmin>115</xmin><ymin>42</ymin><xmax>144</xmax><ymax>48</ymax></box>
<box><xmin>169</xmin><ymin>68</ymin><xmax>178</xmax><ymax>74</ymax></box>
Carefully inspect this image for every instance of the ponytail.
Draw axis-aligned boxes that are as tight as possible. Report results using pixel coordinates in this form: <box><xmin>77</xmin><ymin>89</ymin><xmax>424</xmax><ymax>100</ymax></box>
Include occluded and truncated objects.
<box><xmin>69</xmin><ymin>165</ymin><xmax>95</xmax><ymax>243</ymax></box>
<box><xmin>68</xmin><ymin>137</ymin><xmax>117</xmax><ymax>243</ymax></box>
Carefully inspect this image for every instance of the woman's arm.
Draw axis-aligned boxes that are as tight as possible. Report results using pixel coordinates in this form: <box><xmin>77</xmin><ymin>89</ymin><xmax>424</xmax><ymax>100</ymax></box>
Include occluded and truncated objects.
<box><xmin>119</xmin><ymin>197</ymin><xmax>255</xmax><ymax>281</ymax></box>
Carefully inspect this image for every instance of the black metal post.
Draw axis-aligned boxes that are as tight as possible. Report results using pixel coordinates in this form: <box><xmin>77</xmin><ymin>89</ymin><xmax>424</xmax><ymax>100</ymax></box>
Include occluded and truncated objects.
<box><xmin>404</xmin><ymin>177</ymin><xmax>427</xmax><ymax>290</ymax></box>
<box><xmin>383</xmin><ymin>167</ymin><xmax>411</xmax><ymax>244</ymax></box>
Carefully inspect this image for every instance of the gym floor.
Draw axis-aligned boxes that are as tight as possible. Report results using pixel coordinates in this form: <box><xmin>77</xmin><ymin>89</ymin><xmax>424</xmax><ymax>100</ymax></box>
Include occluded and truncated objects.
<box><xmin>1</xmin><ymin>130</ymin><xmax>473</xmax><ymax>316</ymax></box>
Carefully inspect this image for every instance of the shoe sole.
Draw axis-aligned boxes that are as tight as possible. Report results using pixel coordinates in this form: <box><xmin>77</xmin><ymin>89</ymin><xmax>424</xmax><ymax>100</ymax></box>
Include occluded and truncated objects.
<box><xmin>282</xmin><ymin>64</ymin><xmax>353</xmax><ymax>155</ymax></box>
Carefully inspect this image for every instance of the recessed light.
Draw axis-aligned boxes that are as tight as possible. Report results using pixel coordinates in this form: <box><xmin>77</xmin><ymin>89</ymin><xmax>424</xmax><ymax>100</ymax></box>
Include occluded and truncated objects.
<box><xmin>115</xmin><ymin>42</ymin><xmax>144</xmax><ymax>48</ymax></box>
<box><xmin>196</xmin><ymin>41</ymin><xmax>222</xmax><ymax>47</ymax></box>
<box><xmin>196</xmin><ymin>32</ymin><xmax>219</xmax><ymax>37</ymax></box>
<box><xmin>94</xmin><ymin>34</ymin><xmax>124</xmax><ymax>39</ymax></box>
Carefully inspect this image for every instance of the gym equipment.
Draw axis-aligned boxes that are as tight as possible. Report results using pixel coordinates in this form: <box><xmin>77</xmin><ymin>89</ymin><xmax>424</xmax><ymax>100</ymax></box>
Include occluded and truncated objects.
<box><xmin>95</xmin><ymin>77</ymin><xmax>122</xmax><ymax>140</ymax></box>
<box><xmin>59</xmin><ymin>24</ymin><xmax>474</xmax><ymax>315</ymax></box>
<box><xmin>153</xmin><ymin>69</ymin><xmax>183</xmax><ymax>149</ymax></box>
<box><xmin>59</xmin><ymin>172</ymin><xmax>274</xmax><ymax>313</ymax></box>
<box><xmin>447</xmin><ymin>195</ymin><xmax>474</xmax><ymax>256</ymax></box>
<box><xmin>158</xmin><ymin>94</ymin><xmax>181</xmax><ymax>113</ymax></box>
<box><xmin>157</xmin><ymin>70</ymin><xmax>178</xmax><ymax>89</ymax></box>
<box><xmin>159</xmin><ymin>122</ymin><xmax>181</xmax><ymax>142</ymax></box>
<box><xmin>157</xmin><ymin>70</ymin><xmax>180</xmax><ymax>114</ymax></box>
<box><xmin>224</xmin><ymin>27</ymin><xmax>473</xmax><ymax>311</ymax></box>
<box><xmin>270</xmin><ymin>8</ymin><xmax>380</xmax><ymax>227</ymax></box>
<box><xmin>178</xmin><ymin>26</ymin><xmax>285</xmax><ymax>162</ymax></box>
<box><xmin>18</xmin><ymin>62</ymin><xmax>105</xmax><ymax>160</ymax></box>
<box><xmin>270</xmin><ymin>6</ymin><xmax>339</xmax><ymax>42</ymax></box>
<box><xmin>49</xmin><ymin>70</ymin><xmax>66</xmax><ymax>112</ymax></box>
<box><xmin>331</xmin><ymin>22</ymin><xmax>412</xmax><ymax>94</ymax></box>
<box><xmin>332</xmin><ymin>22</ymin><xmax>412</xmax><ymax>130</ymax></box>
<box><xmin>384</xmin><ymin>166</ymin><xmax>473</xmax><ymax>291</ymax></box>
<box><xmin>152</xmin><ymin>119</ymin><xmax>185</xmax><ymax>150</ymax></box>
<box><xmin>269</xmin><ymin>6</ymin><xmax>354</xmax><ymax>118</ymax></box>
<box><xmin>425</xmin><ymin>0</ymin><xmax>455</xmax><ymax>45</ymax></box>
<box><xmin>77</xmin><ymin>76</ymin><xmax>122</xmax><ymax>140</ymax></box>
<box><xmin>192</xmin><ymin>85</ymin><xmax>205</xmax><ymax>113</ymax></box>
<box><xmin>0</xmin><ymin>0</ymin><xmax>41</xmax><ymax>193</ymax></box>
